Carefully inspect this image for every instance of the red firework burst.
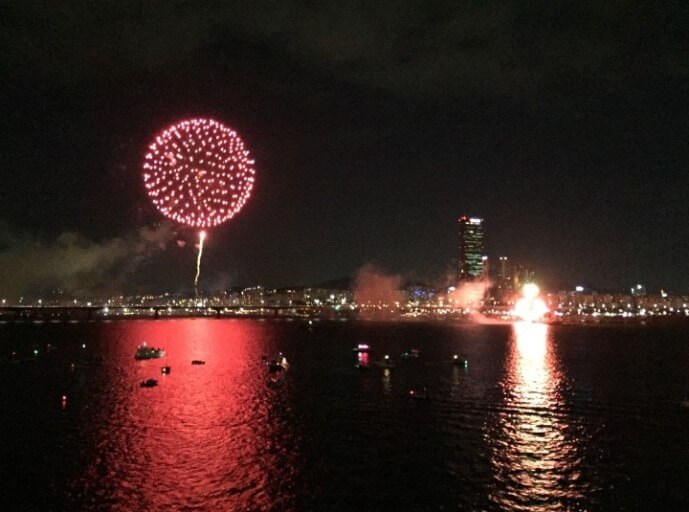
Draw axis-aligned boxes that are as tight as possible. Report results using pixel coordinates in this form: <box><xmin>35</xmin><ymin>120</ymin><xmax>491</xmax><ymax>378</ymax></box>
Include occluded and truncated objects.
<box><xmin>143</xmin><ymin>118</ymin><xmax>256</xmax><ymax>228</ymax></box>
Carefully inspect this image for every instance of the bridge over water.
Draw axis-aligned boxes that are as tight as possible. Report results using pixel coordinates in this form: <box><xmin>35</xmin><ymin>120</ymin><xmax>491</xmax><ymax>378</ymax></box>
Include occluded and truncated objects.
<box><xmin>0</xmin><ymin>305</ymin><xmax>358</xmax><ymax>320</ymax></box>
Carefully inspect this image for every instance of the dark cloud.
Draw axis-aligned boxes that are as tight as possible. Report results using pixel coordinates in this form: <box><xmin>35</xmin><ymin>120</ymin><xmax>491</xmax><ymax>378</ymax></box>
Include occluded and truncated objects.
<box><xmin>4</xmin><ymin>1</ymin><xmax>685</xmax><ymax>100</ymax></box>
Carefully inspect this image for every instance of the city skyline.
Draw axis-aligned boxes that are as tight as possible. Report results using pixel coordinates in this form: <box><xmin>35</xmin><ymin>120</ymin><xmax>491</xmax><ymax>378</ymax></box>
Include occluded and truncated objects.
<box><xmin>3</xmin><ymin>5</ymin><xmax>689</xmax><ymax>512</ymax></box>
<box><xmin>1</xmin><ymin>3</ymin><xmax>688</xmax><ymax>294</ymax></box>
<box><xmin>0</xmin><ymin>209</ymin><xmax>685</xmax><ymax>299</ymax></box>
<box><xmin>458</xmin><ymin>216</ymin><xmax>485</xmax><ymax>282</ymax></box>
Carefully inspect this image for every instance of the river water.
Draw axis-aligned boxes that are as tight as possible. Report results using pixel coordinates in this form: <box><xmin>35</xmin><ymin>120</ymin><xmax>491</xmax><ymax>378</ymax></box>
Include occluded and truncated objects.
<box><xmin>1</xmin><ymin>318</ymin><xmax>689</xmax><ymax>511</ymax></box>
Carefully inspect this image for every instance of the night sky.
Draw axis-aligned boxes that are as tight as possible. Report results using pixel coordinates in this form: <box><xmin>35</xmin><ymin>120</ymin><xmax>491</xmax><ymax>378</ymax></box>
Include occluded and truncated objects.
<box><xmin>1</xmin><ymin>2</ymin><xmax>688</xmax><ymax>296</ymax></box>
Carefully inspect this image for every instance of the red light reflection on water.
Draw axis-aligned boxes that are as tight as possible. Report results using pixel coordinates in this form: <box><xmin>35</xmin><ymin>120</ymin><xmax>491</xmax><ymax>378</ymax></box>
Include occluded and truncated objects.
<box><xmin>489</xmin><ymin>322</ymin><xmax>585</xmax><ymax>511</ymax></box>
<box><xmin>75</xmin><ymin>319</ymin><xmax>297</xmax><ymax>511</ymax></box>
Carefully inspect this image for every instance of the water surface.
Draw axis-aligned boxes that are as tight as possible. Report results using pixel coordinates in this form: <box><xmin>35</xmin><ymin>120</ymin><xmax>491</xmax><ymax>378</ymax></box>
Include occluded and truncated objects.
<box><xmin>2</xmin><ymin>319</ymin><xmax>689</xmax><ymax>510</ymax></box>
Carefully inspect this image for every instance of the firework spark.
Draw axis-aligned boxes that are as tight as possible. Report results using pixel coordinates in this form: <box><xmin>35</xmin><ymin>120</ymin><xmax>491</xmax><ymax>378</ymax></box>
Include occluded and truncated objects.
<box><xmin>143</xmin><ymin>118</ymin><xmax>256</xmax><ymax>228</ymax></box>
<box><xmin>143</xmin><ymin>118</ymin><xmax>256</xmax><ymax>292</ymax></box>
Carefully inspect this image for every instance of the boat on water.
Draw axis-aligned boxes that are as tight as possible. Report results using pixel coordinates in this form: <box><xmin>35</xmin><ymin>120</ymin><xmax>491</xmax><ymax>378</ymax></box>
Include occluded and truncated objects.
<box><xmin>191</xmin><ymin>360</ymin><xmax>205</xmax><ymax>365</ymax></box>
<box><xmin>267</xmin><ymin>356</ymin><xmax>287</xmax><ymax>372</ymax></box>
<box><xmin>452</xmin><ymin>354</ymin><xmax>468</xmax><ymax>367</ymax></box>
<box><xmin>400</xmin><ymin>349</ymin><xmax>420</xmax><ymax>359</ymax></box>
<box><xmin>140</xmin><ymin>378</ymin><xmax>158</xmax><ymax>388</ymax></box>
<box><xmin>161</xmin><ymin>366</ymin><xmax>171</xmax><ymax>374</ymax></box>
<box><xmin>375</xmin><ymin>354</ymin><xmax>397</xmax><ymax>369</ymax></box>
<box><xmin>134</xmin><ymin>342</ymin><xmax>165</xmax><ymax>360</ymax></box>
<box><xmin>265</xmin><ymin>352</ymin><xmax>289</xmax><ymax>373</ymax></box>
<box><xmin>353</xmin><ymin>344</ymin><xmax>372</xmax><ymax>353</ymax></box>
<box><xmin>268</xmin><ymin>361</ymin><xmax>283</xmax><ymax>373</ymax></box>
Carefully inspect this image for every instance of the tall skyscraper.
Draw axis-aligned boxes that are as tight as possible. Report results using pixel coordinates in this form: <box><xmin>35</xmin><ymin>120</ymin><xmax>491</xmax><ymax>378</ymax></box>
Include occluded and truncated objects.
<box><xmin>512</xmin><ymin>265</ymin><xmax>535</xmax><ymax>289</ymax></box>
<box><xmin>458</xmin><ymin>216</ymin><xmax>485</xmax><ymax>281</ymax></box>
<box><xmin>497</xmin><ymin>256</ymin><xmax>510</xmax><ymax>288</ymax></box>
<box><xmin>481</xmin><ymin>255</ymin><xmax>489</xmax><ymax>281</ymax></box>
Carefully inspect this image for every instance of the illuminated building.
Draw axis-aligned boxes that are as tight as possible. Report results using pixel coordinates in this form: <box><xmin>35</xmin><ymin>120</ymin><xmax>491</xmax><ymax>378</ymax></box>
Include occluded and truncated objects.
<box><xmin>498</xmin><ymin>256</ymin><xmax>509</xmax><ymax>286</ymax></box>
<box><xmin>481</xmin><ymin>255</ymin><xmax>490</xmax><ymax>281</ymax></box>
<box><xmin>498</xmin><ymin>256</ymin><xmax>511</xmax><ymax>290</ymax></box>
<box><xmin>490</xmin><ymin>255</ymin><xmax>513</xmax><ymax>303</ymax></box>
<box><xmin>512</xmin><ymin>265</ymin><xmax>535</xmax><ymax>289</ymax></box>
<box><xmin>458</xmin><ymin>216</ymin><xmax>485</xmax><ymax>281</ymax></box>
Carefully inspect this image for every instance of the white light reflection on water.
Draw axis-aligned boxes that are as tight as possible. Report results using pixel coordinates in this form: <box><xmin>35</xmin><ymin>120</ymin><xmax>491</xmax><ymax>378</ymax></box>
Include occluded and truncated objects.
<box><xmin>489</xmin><ymin>322</ymin><xmax>586</xmax><ymax>511</ymax></box>
<box><xmin>382</xmin><ymin>368</ymin><xmax>392</xmax><ymax>396</ymax></box>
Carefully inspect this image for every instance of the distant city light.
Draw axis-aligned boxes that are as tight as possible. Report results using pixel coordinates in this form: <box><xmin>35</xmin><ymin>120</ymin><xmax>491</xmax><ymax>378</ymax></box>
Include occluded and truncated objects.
<box><xmin>575</xmin><ymin>286</ymin><xmax>584</xmax><ymax>292</ymax></box>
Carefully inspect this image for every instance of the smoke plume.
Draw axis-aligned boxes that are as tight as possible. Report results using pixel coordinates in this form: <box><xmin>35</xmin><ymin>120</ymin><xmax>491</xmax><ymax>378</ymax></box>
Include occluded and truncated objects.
<box><xmin>353</xmin><ymin>263</ymin><xmax>402</xmax><ymax>308</ymax></box>
<box><xmin>0</xmin><ymin>222</ymin><xmax>175</xmax><ymax>298</ymax></box>
<box><xmin>447</xmin><ymin>279</ymin><xmax>491</xmax><ymax>309</ymax></box>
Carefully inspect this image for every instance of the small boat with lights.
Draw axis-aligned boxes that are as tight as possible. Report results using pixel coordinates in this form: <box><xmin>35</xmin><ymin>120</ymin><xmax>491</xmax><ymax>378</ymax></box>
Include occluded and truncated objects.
<box><xmin>353</xmin><ymin>344</ymin><xmax>372</xmax><ymax>353</ymax></box>
<box><xmin>161</xmin><ymin>366</ymin><xmax>171</xmax><ymax>374</ymax></box>
<box><xmin>134</xmin><ymin>343</ymin><xmax>165</xmax><ymax>360</ymax></box>
<box><xmin>401</xmin><ymin>349</ymin><xmax>420</xmax><ymax>359</ymax></box>
<box><xmin>409</xmin><ymin>387</ymin><xmax>429</xmax><ymax>400</ymax></box>
<box><xmin>267</xmin><ymin>354</ymin><xmax>289</xmax><ymax>373</ymax></box>
<box><xmin>140</xmin><ymin>378</ymin><xmax>158</xmax><ymax>388</ymax></box>
<box><xmin>375</xmin><ymin>355</ymin><xmax>396</xmax><ymax>369</ymax></box>
<box><xmin>452</xmin><ymin>354</ymin><xmax>468</xmax><ymax>367</ymax></box>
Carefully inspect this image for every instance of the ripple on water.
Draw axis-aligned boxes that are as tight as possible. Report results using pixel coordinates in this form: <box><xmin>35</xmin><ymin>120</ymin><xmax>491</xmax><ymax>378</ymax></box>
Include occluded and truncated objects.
<box><xmin>2</xmin><ymin>320</ymin><xmax>689</xmax><ymax>511</ymax></box>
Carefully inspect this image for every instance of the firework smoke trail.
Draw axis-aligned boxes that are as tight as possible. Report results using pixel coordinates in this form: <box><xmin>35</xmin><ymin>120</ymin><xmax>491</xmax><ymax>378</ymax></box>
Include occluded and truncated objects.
<box><xmin>194</xmin><ymin>231</ymin><xmax>206</xmax><ymax>295</ymax></box>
